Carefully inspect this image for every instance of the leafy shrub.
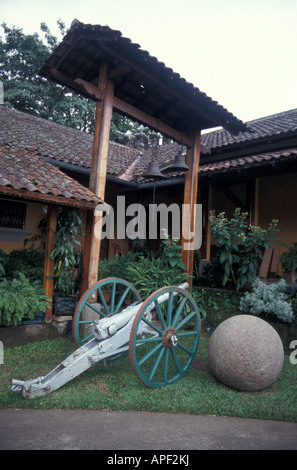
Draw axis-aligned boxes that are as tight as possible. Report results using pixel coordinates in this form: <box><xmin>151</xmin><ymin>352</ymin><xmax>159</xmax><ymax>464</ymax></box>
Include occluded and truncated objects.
<box><xmin>195</xmin><ymin>256</ymin><xmax>225</xmax><ymax>288</ymax></box>
<box><xmin>0</xmin><ymin>273</ymin><xmax>51</xmax><ymax>326</ymax></box>
<box><xmin>240</xmin><ymin>278</ymin><xmax>295</xmax><ymax>324</ymax></box>
<box><xmin>3</xmin><ymin>247</ymin><xmax>44</xmax><ymax>282</ymax></box>
<box><xmin>159</xmin><ymin>235</ymin><xmax>186</xmax><ymax>270</ymax></box>
<box><xmin>126</xmin><ymin>255</ymin><xmax>188</xmax><ymax>299</ymax></box>
<box><xmin>98</xmin><ymin>251</ymin><xmax>137</xmax><ymax>281</ymax></box>
<box><xmin>209</xmin><ymin>208</ymin><xmax>278</xmax><ymax>290</ymax></box>
<box><xmin>98</xmin><ymin>236</ymin><xmax>187</xmax><ymax>299</ymax></box>
<box><xmin>50</xmin><ymin>208</ymin><xmax>84</xmax><ymax>296</ymax></box>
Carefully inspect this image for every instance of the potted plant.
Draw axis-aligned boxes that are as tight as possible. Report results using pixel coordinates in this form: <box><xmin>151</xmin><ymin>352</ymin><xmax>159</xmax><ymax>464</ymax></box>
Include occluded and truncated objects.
<box><xmin>49</xmin><ymin>208</ymin><xmax>84</xmax><ymax>316</ymax></box>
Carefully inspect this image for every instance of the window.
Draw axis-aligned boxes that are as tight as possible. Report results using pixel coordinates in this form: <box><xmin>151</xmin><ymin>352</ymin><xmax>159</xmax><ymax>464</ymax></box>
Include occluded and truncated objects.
<box><xmin>0</xmin><ymin>200</ymin><xmax>26</xmax><ymax>229</ymax></box>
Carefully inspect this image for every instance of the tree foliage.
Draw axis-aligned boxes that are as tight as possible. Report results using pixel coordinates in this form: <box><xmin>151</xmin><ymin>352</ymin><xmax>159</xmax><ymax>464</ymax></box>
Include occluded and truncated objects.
<box><xmin>0</xmin><ymin>21</ymin><xmax>147</xmax><ymax>138</ymax></box>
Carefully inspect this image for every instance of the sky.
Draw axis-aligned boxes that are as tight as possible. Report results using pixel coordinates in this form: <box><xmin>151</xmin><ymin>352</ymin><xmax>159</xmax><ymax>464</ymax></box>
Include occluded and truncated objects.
<box><xmin>1</xmin><ymin>0</ymin><xmax>297</xmax><ymax>124</ymax></box>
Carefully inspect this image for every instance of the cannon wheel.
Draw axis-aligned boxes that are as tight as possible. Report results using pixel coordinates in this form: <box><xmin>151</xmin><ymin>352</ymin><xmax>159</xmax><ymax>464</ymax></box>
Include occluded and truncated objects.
<box><xmin>72</xmin><ymin>278</ymin><xmax>142</xmax><ymax>349</ymax></box>
<box><xmin>129</xmin><ymin>286</ymin><xmax>201</xmax><ymax>388</ymax></box>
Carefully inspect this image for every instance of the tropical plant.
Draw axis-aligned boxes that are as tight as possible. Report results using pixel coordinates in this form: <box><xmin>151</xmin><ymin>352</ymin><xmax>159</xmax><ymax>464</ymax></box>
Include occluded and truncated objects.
<box><xmin>240</xmin><ymin>278</ymin><xmax>295</xmax><ymax>324</ymax></box>
<box><xmin>280</xmin><ymin>242</ymin><xmax>297</xmax><ymax>283</ymax></box>
<box><xmin>0</xmin><ymin>273</ymin><xmax>51</xmax><ymax>326</ymax></box>
<box><xmin>98</xmin><ymin>251</ymin><xmax>137</xmax><ymax>281</ymax></box>
<box><xmin>98</xmin><ymin>235</ymin><xmax>188</xmax><ymax>300</ymax></box>
<box><xmin>195</xmin><ymin>257</ymin><xmax>225</xmax><ymax>288</ymax></box>
<box><xmin>209</xmin><ymin>208</ymin><xmax>278</xmax><ymax>290</ymax></box>
<box><xmin>3</xmin><ymin>247</ymin><xmax>44</xmax><ymax>282</ymax></box>
<box><xmin>126</xmin><ymin>255</ymin><xmax>188</xmax><ymax>299</ymax></box>
<box><xmin>49</xmin><ymin>208</ymin><xmax>84</xmax><ymax>296</ymax></box>
<box><xmin>160</xmin><ymin>232</ymin><xmax>186</xmax><ymax>270</ymax></box>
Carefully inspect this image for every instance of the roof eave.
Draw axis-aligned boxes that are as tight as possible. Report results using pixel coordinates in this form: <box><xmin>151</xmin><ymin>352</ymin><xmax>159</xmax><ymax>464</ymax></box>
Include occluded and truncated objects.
<box><xmin>39</xmin><ymin>22</ymin><xmax>247</xmax><ymax>137</ymax></box>
<box><xmin>0</xmin><ymin>186</ymin><xmax>101</xmax><ymax>210</ymax></box>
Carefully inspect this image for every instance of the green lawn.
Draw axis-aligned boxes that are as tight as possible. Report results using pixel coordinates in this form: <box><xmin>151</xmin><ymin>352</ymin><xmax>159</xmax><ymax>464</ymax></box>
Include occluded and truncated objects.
<box><xmin>1</xmin><ymin>334</ymin><xmax>296</xmax><ymax>422</ymax></box>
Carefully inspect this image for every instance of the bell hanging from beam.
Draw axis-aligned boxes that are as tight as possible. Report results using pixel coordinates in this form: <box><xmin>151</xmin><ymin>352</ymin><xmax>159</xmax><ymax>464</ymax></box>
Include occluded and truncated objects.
<box><xmin>143</xmin><ymin>160</ymin><xmax>165</xmax><ymax>179</ymax></box>
<box><xmin>169</xmin><ymin>150</ymin><xmax>189</xmax><ymax>172</ymax></box>
<box><xmin>143</xmin><ymin>142</ymin><xmax>165</xmax><ymax>179</ymax></box>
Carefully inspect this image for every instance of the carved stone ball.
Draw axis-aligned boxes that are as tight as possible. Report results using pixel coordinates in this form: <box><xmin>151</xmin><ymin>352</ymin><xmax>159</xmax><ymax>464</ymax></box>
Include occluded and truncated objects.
<box><xmin>208</xmin><ymin>315</ymin><xmax>284</xmax><ymax>392</ymax></box>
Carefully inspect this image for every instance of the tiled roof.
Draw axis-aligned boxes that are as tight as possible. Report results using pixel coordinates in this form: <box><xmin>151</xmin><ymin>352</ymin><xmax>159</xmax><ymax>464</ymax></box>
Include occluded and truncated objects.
<box><xmin>202</xmin><ymin>108</ymin><xmax>297</xmax><ymax>151</ymax></box>
<box><xmin>133</xmin><ymin>109</ymin><xmax>297</xmax><ymax>182</ymax></box>
<box><xmin>199</xmin><ymin>148</ymin><xmax>297</xmax><ymax>176</ymax></box>
<box><xmin>40</xmin><ymin>21</ymin><xmax>248</xmax><ymax>136</ymax></box>
<box><xmin>1</xmin><ymin>105</ymin><xmax>297</xmax><ymax>188</ymax></box>
<box><xmin>0</xmin><ymin>106</ymin><xmax>140</xmax><ymax>176</ymax></box>
<box><xmin>0</xmin><ymin>143</ymin><xmax>102</xmax><ymax>208</ymax></box>
<box><xmin>132</xmin><ymin>144</ymin><xmax>297</xmax><ymax>184</ymax></box>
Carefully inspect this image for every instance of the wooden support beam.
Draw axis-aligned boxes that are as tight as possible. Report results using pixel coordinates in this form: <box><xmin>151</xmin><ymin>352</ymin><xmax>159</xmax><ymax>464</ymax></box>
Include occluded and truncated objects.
<box><xmin>49</xmin><ymin>69</ymin><xmax>192</xmax><ymax>145</ymax></box>
<box><xmin>87</xmin><ymin>64</ymin><xmax>114</xmax><ymax>289</ymax></box>
<box><xmin>113</xmin><ymin>96</ymin><xmax>192</xmax><ymax>147</ymax></box>
<box><xmin>75</xmin><ymin>77</ymin><xmax>192</xmax><ymax>147</ymax></box>
<box><xmin>181</xmin><ymin>130</ymin><xmax>201</xmax><ymax>289</ymax></box>
<box><xmin>50</xmin><ymin>69</ymin><xmax>87</xmax><ymax>95</ymax></box>
<box><xmin>43</xmin><ymin>205</ymin><xmax>58</xmax><ymax>323</ymax></box>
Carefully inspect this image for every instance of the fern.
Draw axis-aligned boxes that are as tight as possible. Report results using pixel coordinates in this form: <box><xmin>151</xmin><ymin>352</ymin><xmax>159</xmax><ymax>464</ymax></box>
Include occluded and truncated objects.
<box><xmin>0</xmin><ymin>274</ymin><xmax>51</xmax><ymax>326</ymax></box>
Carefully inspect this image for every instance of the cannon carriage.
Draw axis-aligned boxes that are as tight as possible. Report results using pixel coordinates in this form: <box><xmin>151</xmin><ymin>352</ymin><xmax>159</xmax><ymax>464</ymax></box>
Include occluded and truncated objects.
<box><xmin>12</xmin><ymin>278</ymin><xmax>202</xmax><ymax>399</ymax></box>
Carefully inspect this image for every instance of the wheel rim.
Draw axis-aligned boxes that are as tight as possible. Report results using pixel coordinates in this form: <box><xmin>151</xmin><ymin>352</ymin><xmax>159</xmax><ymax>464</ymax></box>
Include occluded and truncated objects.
<box><xmin>73</xmin><ymin>277</ymin><xmax>142</xmax><ymax>348</ymax></box>
<box><xmin>129</xmin><ymin>286</ymin><xmax>201</xmax><ymax>388</ymax></box>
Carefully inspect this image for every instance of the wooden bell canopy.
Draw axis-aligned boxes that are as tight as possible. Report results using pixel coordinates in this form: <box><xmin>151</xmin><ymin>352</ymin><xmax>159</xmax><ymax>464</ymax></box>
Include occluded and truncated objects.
<box><xmin>39</xmin><ymin>21</ymin><xmax>247</xmax><ymax>141</ymax></box>
<box><xmin>39</xmin><ymin>21</ymin><xmax>248</xmax><ymax>288</ymax></box>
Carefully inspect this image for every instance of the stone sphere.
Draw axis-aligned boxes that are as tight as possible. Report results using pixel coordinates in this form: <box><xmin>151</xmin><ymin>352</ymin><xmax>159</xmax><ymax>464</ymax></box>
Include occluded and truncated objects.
<box><xmin>208</xmin><ymin>315</ymin><xmax>284</xmax><ymax>392</ymax></box>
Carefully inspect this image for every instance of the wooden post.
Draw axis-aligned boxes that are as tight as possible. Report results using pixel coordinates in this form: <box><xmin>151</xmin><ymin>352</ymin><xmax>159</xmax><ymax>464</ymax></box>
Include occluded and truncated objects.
<box><xmin>181</xmin><ymin>130</ymin><xmax>201</xmax><ymax>289</ymax></box>
<box><xmin>43</xmin><ymin>205</ymin><xmax>58</xmax><ymax>323</ymax></box>
<box><xmin>86</xmin><ymin>63</ymin><xmax>114</xmax><ymax>289</ymax></box>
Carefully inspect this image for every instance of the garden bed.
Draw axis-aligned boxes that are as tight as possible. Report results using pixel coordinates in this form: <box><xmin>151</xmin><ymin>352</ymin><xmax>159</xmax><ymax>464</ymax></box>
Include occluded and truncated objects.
<box><xmin>193</xmin><ymin>286</ymin><xmax>242</xmax><ymax>329</ymax></box>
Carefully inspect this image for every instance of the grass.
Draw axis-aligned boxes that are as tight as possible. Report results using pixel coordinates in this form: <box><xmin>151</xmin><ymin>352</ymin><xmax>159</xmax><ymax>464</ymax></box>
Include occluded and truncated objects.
<box><xmin>1</xmin><ymin>333</ymin><xmax>296</xmax><ymax>422</ymax></box>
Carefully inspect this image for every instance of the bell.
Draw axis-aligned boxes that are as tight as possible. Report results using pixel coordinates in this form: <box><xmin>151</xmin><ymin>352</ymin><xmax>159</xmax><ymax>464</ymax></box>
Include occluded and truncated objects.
<box><xmin>169</xmin><ymin>152</ymin><xmax>189</xmax><ymax>172</ymax></box>
<box><xmin>143</xmin><ymin>161</ymin><xmax>165</xmax><ymax>179</ymax></box>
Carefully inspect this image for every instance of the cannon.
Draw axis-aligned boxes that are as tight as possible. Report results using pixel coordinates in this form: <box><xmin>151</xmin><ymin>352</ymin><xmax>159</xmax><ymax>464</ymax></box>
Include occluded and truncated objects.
<box><xmin>11</xmin><ymin>278</ymin><xmax>202</xmax><ymax>399</ymax></box>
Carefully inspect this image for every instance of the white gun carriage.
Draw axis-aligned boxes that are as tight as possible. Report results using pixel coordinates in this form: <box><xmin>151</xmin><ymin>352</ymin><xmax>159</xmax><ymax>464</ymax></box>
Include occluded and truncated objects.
<box><xmin>11</xmin><ymin>278</ymin><xmax>202</xmax><ymax>399</ymax></box>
